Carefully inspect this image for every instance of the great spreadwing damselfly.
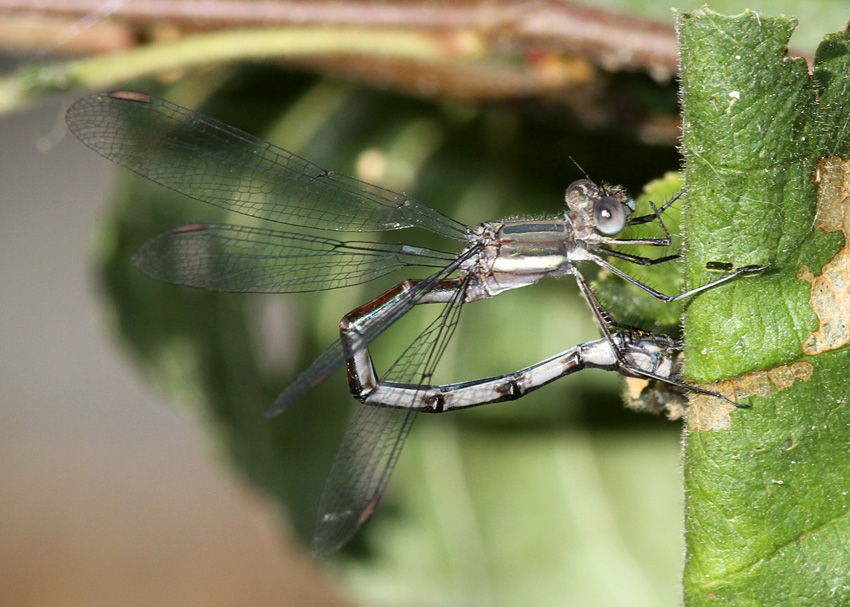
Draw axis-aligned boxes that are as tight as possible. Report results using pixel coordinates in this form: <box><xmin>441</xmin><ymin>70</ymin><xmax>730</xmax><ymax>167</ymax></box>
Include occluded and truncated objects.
<box><xmin>66</xmin><ymin>90</ymin><xmax>762</xmax><ymax>555</ymax></box>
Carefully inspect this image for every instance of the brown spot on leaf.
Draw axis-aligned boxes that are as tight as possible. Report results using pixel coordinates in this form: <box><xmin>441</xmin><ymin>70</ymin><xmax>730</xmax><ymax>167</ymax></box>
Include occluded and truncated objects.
<box><xmin>800</xmin><ymin>157</ymin><xmax>850</xmax><ymax>355</ymax></box>
<box><xmin>623</xmin><ymin>376</ymin><xmax>688</xmax><ymax>420</ymax></box>
<box><xmin>768</xmin><ymin>361</ymin><xmax>813</xmax><ymax>390</ymax></box>
<box><xmin>687</xmin><ymin>361</ymin><xmax>813</xmax><ymax>431</ymax></box>
<box><xmin>624</xmin><ymin>376</ymin><xmax>650</xmax><ymax>401</ymax></box>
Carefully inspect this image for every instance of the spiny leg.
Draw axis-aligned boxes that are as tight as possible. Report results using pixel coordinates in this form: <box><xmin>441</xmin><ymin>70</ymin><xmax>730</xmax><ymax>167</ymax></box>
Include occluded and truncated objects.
<box><xmin>592</xmin><ymin>255</ymin><xmax>768</xmax><ymax>303</ymax></box>
<box><xmin>628</xmin><ymin>188</ymin><xmax>683</xmax><ymax>226</ymax></box>
<box><xmin>597</xmin><ymin>247</ymin><xmax>680</xmax><ymax>267</ymax></box>
<box><xmin>608</xmin><ymin>190</ymin><xmax>680</xmax><ymax>246</ymax></box>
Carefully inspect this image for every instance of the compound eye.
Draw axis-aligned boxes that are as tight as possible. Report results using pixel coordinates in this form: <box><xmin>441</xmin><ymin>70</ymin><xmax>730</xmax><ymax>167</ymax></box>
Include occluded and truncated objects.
<box><xmin>593</xmin><ymin>196</ymin><xmax>627</xmax><ymax>234</ymax></box>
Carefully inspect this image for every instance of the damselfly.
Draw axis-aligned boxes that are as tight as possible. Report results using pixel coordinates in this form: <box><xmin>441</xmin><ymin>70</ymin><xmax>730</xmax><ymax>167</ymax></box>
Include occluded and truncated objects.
<box><xmin>66</xmin><ymin>90</ymin><xmax>758</xmax><ymax>555</ymax></box>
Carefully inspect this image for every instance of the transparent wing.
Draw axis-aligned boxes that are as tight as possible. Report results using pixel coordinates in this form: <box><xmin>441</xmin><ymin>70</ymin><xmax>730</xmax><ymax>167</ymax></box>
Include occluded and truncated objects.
<box><xmin>266</xmin><ymin>247</ymin><xmax>478</xmax><ymax>417</ymax></box>
<box><xmin>312</xmin><ymin>405</ymin><xmax>415</xmax><ymax>557</ymax></box>
<box><xmin>312</xmin><ymin>277</ymin><xmax>469</xmax><ymax>555</ymax></box>
<box><xmin>382</xmin><ymin>276</ymin><xmax>467</xmax><ymax>385</ymax></box>
<box><xmin>65</xmin><ymin>91</ymin><xmax>468</xmax><ymax>238</ymax></box>
<box><xmin>133</xmin><ymin>223</ymin><xmax>457</xmax><ymax>293</ymax></box>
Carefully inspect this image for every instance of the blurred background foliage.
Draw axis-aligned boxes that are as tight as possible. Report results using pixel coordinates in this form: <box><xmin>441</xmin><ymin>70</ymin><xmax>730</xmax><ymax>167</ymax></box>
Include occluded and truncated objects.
<box><xmin>2</xmin><ymin>1</ymin><xmax>847</xmax><ymax>605</ymax></box>
<box><xmin>97</xmin><ymin>70</ymin><xmax>686</xmax><ymax>605</ymax></box>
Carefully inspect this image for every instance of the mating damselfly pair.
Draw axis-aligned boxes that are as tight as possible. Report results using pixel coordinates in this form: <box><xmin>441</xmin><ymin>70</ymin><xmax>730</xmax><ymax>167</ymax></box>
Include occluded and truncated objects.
<box><xmin>66</xmin><ymin>90</ymin><xmax>760</xmax><ymax>556</ymax></box>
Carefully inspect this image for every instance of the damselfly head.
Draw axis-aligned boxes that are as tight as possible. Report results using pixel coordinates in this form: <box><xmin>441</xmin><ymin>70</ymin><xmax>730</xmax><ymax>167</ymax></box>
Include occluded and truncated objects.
<box><xmin>564</xmin><ymin>179</ymin><xmax>635</xmax><ymax>236</ymax></box>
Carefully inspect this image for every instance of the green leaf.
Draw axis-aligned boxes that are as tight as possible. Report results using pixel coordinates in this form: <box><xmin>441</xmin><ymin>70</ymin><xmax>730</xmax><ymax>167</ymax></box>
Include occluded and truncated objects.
<box><xmin>678</xmin><ymin>9</ymin><xmax>850</xmax><ymax>605</ymax></box>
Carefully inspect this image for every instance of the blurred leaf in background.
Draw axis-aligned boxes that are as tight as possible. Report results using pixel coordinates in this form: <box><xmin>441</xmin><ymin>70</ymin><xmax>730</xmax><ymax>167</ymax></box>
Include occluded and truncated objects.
<box><xmin>94</xmin><ymin>63</ymin><xmax>686</xmax><ymax>605</ymax></box>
